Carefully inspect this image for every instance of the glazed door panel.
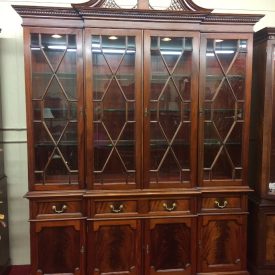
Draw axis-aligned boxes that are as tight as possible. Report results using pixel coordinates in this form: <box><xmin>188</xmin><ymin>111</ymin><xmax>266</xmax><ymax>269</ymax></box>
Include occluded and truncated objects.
<box><xmin>199</xmin><ymin>33</ymin><xmax>253</xmax><ymax>187</ymax></box>
<box><xmin>198</xmin><ymin>214</ymin><xmax>246</xmax><ymax>273</ymax></box>
<box><xmin>143</xmin><ymin>30</ymin><xmax>199</xmax><ymax>189</ymax></box>
<box><xmin>145</xmin><ymin>217</ymin><xmax>196</xmax><ymax>275</ymax></box>
<box><xmin>25</xmin><ymin>28</ymin><xmax>84</xmax><ymax>190</ymax></box>
<box><xmin>31</xmin><ymin>220</ymin><xmax>85</xmax><ymax>275</ymax></box>
<box><xmin>85</xmin><ymin>29</ymin><xmax>142</xmax><ymax>190</ymax></box>
<box><xmin>87</xmin><ymin>219</ymin><xmax>141</xmax><ymax>275</ymax></box>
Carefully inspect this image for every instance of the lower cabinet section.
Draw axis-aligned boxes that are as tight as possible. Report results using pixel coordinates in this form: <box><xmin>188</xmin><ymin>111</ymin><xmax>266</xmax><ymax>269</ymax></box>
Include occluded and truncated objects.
<box><xmin>31</xmin><ymin>220</ymin><xmax>85</xmax><ymax>275</ymax></box>
<box><xmin>248</xmin><ymin>199</ymin><xmax>275</xmax><ymax>275</ymax></box>
<box><xmin>29</xmin><ymin>195</ymin><xmax>249</xmax><ymax>275</ymax></box>
<box><xmin>198</xmin><ymin>215</ymin><xmax>247</xmax><ymax>274</ymax></box>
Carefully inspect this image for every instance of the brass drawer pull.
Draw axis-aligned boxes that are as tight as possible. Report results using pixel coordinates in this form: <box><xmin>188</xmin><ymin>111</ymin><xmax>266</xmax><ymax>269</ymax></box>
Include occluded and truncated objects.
<box><xmin>52</xmin><ymin>204</ymin><xmax>67</xmax><ymax>214</ymax></box>
<box><xmin>0</xmin><ymin>214</ymin><xmax>6</xmax><ymax>228</ymax></box>
<box><xmin>110</xmin><ymin>204</ymin><xmax>123</xmax><ymax>213</ymax></box>
<box><xmin>214</xmin><ymin>200</ymin><xmax>228</xmax><ymax>209</ymax></box>
<box><xmin>163</xmin><ymin>202</ymin><xmax>177</xmax><ymax>212</ymax></box>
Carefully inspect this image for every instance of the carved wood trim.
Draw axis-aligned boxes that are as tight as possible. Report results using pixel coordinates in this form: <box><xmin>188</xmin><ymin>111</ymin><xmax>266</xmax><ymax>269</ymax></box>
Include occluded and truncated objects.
<box><xmin>72</xmin><ymin>0</ymin><xmax>212</xmax><ymax>12</ymax></box>
<box><xmin>72</xmin><ymin>0</ymin><xmax>105</xmax><ymax>9</ymax></box>
<box><xmin>12</xmin><ymin>4</ymin><xmax>263</xmax><ymax>26</ymax></box>
<box><xmin>77</xmin><ymin>9</ymin><xmax>208</xmax><ymax>22</ymax></box>
<box><xmin>177</xmin><ymin>0</ymin><xmax>212</xmax><ymax>12</ymax></box>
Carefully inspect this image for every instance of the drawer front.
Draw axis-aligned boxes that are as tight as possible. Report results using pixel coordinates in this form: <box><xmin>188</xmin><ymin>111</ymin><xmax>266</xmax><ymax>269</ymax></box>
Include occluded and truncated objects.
<box><xmin>200</xmin><ymin>196</ymin><xmax>242</xmax><ymax>212</ymax></box>
<box><xmin>33</xmin><ymin>200</ymin><xmax>82</xmax><ymax>219</ymax></box>
<box><xmin>149</xmin><ymin>198</ymin><xmax>192</xmax><ymax>214</ymax></box>
<box><xmin>94</xmin><ymin>200</ymin><xmax>138</xmax><ymax>216</ymax></box>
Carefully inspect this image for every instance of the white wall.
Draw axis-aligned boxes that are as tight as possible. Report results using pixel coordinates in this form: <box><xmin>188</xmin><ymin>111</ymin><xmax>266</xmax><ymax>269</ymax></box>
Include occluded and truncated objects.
<box><xmin>0</xmin><ymin>0</ymin><xmax>275</xmax><ymax>266</ymax></box>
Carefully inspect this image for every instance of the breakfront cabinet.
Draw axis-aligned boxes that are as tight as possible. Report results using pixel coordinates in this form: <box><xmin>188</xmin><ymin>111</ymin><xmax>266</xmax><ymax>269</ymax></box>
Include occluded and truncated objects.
<box><xmin>13</xmin><ymin>1</ymin><xmax>262</xmax><ymax>274</ymax></box>
<box><xmin>248</xmin><ymin>28</ymin><xmax>275</xmax><ymax>275</ymax></box>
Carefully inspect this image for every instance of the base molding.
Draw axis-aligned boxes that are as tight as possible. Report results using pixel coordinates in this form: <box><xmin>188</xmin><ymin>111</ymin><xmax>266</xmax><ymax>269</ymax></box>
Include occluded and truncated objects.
<box><xmin>8</xmin><ymin>265</ymin><xmax>31</xmax><ymax>275</ymax></box>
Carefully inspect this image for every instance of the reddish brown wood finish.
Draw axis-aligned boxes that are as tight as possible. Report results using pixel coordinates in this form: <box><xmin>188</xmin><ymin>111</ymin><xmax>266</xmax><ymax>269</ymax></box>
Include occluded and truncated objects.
<box><xmin>87</xmin><ymin>219</ymin><xmax>141</xmax><ymax>275</ymax></box>
<box><xmin>145</xmin><ymin>217</ymin><xmax>196</xmax><ymax>275</ymax></box>
<box><xmin>13</xmin><ymin>2</ymin><xmax>262</xmax><ymax>275</ymax></box>
<box><xmin>247</xmin><ymin>28</ymin><xmax>275</xmax><ymax>275</ymax></box>
<box><xmin>198</xmin><ymin>214</ymin><xmax>247</xmax><ymax>274</ymax></box>
<box><xmin>31</xmin><ymin>220</ymin><xmax>85</xmax><ymax>275</ymax></box>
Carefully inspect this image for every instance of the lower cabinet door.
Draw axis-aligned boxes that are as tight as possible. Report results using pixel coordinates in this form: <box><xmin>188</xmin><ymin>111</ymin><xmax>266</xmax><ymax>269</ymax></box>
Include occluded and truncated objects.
<box><xmin>31</xmin><ymin>220</ymin><xmax>85</xmax><ymax>275</ymax></box>
<box><xmin>145</xmin><ymin>217</ymin><xmax>196</xmax><ymax>275</ymax></box>
<box><xmin>88</xmin><ymin>219</ymin><xmax>141</xmax><ymax>275</ymax></box>
<box><xmin>198</xmin><ymin>214</ymin><xmax>247</xmax><ymax>273</ymax></box>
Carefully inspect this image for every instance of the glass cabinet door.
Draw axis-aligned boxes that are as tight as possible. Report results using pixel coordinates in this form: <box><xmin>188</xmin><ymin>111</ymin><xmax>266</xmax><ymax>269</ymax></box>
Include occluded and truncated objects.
<box><xmin>27</xmin><ymin>29</ymin><xmax>84</xmax><ymax>189</ymax></box>
<box><xmin>86</xmin><ymin>29</ymin><xmax>142</xmax><ymax>189</ymax></box>
<box><xmin>144</xmin><ymin>31</ymin><xmax>199</xmax><ymax>188</ymax></box>
<box><xmin>199</xmin><ymin>34</ymin><xmax>252</xmax><ymax>186</ymax></box>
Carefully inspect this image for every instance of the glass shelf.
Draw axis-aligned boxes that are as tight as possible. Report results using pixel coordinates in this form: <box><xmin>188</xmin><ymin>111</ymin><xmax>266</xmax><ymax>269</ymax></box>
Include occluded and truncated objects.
<box><xmin>206</xmin><ymin>74</ymin><xmax>244</xmax><ymax>79</ymax></box>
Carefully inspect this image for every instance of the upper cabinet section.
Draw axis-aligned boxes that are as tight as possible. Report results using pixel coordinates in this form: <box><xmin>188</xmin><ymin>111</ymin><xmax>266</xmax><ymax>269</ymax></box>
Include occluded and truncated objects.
<box><xmin>24</xmin><ymin>28</ymin><xmax>84</xmax><ymax>190</ymax></box>
<box><xmin>14</xmin><ymin>1</ymin><xmax>263</xmax><ymax>192</ymax></box>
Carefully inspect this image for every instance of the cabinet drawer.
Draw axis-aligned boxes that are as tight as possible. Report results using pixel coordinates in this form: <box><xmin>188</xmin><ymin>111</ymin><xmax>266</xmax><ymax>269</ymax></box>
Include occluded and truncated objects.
<box><xmin>200</xmin><ymin>196</ymin><xmax>242</xmax><ymax>212</ymax></box>
<box><xmin>32</xmin><ymin>200</ymin><xmax>83</xmax><ymax>219</ymax></box>
<box><xmin>94</xmin><ymin>200</ymin><xmax>138</xmax><ymax>216</ymax></box>
<box><xmin>149</xmin><ymin>198</ymin><xmax>192</xmax><ymax>214</ymax></box>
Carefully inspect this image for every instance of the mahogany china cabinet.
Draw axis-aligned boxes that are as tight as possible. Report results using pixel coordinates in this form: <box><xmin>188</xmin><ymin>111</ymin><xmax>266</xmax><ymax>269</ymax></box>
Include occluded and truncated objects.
<box><xmin>13</xmin><ymin>1</ymin><xmax>263</xmax><ymax>274</ymax></box>
<box><xmin>248</xmin><ymin>28</ymin><xmax>275</xmax><ymax>275</ymax></box>
<box><xmin>0</xmin><ymin>29</ymin><xmax>10</xmax><ymax>275</ymax></box>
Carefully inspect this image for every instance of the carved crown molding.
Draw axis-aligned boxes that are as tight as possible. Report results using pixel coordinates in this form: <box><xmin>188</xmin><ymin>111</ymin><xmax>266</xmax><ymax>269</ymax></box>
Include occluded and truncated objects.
<box><xmin>12</xmin><ymin>5</ymin><xmax>79</xmax><ymax>18</ymax></box>
<box><xmin>12</xmin><ymin>1</ymin><xmax>264</xmax><ymax>26</ymax></box>
<box><xmin>77</xmin><ymin>8</ymin><xmax>207</xmax><ymax>22</ymax></box>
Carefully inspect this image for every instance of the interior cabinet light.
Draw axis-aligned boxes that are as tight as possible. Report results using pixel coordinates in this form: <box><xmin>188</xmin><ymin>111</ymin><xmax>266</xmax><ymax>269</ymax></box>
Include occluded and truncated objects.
<box><xmin>51</xmin><ymin>34</ymin><xmax>62</xmax><ymax>39</ymax></box>
<box><xmin>108</xmin><ymin>36</ymin><xmax>118</xmax><ymax>40</ymax></box>
<box><xmin>162</xmin><ymin>37</ymin><xmax>172</xmax><ymax>42</ymax></box>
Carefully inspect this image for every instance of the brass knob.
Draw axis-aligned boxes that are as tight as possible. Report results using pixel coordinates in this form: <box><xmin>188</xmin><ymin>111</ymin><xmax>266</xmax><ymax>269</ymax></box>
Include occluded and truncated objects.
<box><xmin>52</xmin><ymin>205</ymin><xmax>67</xmax><ymax>214</ymax></box>
<box><xmin>0</xmin><ymin>214</ymin><xmax>6</xmax><ymax>228</ymax></box>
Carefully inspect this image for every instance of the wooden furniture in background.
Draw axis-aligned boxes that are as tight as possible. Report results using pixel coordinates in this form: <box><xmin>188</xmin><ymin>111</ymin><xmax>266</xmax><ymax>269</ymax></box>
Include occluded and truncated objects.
<box><xmin>13</xmin><ymin>0</ymin><xmax>263</xmax><ymax>274</ymax></box>
<box><xmin>248</xmin><ymin>27</ymin><xmax>275</xmax><ymax>275</ymax></box>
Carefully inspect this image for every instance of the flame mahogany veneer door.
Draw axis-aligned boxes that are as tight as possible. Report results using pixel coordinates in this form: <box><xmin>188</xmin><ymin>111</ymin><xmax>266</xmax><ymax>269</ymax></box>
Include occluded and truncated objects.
<box><xmin>31</xmin><ymin>220</ymin><xmax>85</xmax><ymax>275</ymax></box>
<box><xmin>87</xmin><ymin>220</ymin><xmax>141</xmax><ymax>275</ymax></box>
<box><xmin>198</xmin><ymin>214</ymin><xmax>247</xmax><ymax>273</ymax></box>
<box><xmin>144</xmin><ymin>217</ymin><xmax>196</xmax><ymax>275</ymax></box>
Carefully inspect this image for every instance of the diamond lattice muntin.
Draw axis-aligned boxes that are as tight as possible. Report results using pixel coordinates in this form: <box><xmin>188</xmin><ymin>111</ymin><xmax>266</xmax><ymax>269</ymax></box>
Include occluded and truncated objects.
<box><xmin>203</xmin><ymin>39</ymin><xmax>247</xmax><ymax>180</ymax></box>
<box><xmin>31</xmin><ymin>33</ymin><xmax>78</xmax><ymax>184</ymax></box>
<box><xmin>92</xmin><ymin>35</ymin><xmax>136</xmax><ymax>185</ymax></box>
<box><xmin>149</xmin><ymin>36</ymin><xmax>193</xmax><ymax>184</ymax></box>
